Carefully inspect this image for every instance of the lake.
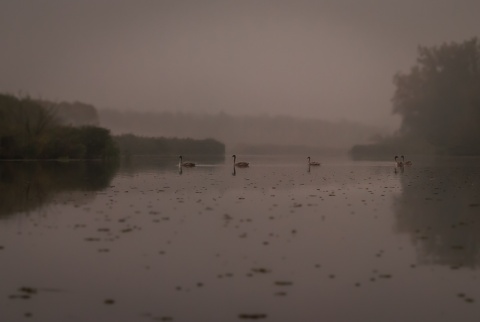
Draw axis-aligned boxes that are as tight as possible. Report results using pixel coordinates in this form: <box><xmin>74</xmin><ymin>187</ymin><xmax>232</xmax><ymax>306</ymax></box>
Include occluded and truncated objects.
<box><xmin>1</xmin><ymin>155</ymin><xmax>480</xmax><ymax>322</ymax></box>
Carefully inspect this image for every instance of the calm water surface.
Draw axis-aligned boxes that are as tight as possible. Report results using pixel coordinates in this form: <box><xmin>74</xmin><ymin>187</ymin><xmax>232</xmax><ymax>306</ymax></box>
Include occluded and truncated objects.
<box><xmin>1</xmin><ymin>156</ymin><xmax>480</xmax><ymax>322</ymax></box>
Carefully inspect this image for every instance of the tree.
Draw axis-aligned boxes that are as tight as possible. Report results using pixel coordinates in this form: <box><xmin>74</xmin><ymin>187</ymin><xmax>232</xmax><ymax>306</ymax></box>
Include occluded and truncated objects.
<box><xmin>38</xmin><ymin>100</ymin><xmax>100</xmax><ymax>126</ymax></box>
<box><xmin>392</xmin><ymin>37</ymin><xmax>480</xmax><ymax>155</ymax></box>
<box><xmin>0</xmin><ymin>93</ymin><xmax>118</xmax><ymax>159</ymax></box>
<box><xmin>0</xmin><ymin>94</ymin><xmax>59</xmax><ymax>158</ymax></box>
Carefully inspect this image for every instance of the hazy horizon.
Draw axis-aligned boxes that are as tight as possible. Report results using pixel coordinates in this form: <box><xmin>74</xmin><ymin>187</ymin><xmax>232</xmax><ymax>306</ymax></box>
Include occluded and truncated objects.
<box><xmin>1</xmin><ymin>0</ymin><xmax>479</xmax><ymax>129</ymax></box>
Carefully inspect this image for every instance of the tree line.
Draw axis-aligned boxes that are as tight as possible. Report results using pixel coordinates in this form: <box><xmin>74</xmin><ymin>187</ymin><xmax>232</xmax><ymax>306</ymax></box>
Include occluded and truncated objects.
<box><xmin>351</xmin><ymin>37</ymin><xmax>480</xmax><ymax>158</ymax></box>
<box><xmin>0</xmin><ymin>93</ymin><xmax>225</xmax><ymax>159</ymax></box>
<box><xmin>98</xmin><ymin>109</ymin><xmax>384</xmax><ymax>152</ymax></box>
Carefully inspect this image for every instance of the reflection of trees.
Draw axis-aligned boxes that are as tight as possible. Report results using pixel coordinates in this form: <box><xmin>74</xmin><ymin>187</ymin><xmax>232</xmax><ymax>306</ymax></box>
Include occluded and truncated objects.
<box><xmin>0</xmin><ymin>161</ymin><xmax>118</xmax><ymax>219</ymax></box>
<box><xmin>393</xmin><ymin>164</ymin><xmax>480</xmax><ymax>268</ymax></box>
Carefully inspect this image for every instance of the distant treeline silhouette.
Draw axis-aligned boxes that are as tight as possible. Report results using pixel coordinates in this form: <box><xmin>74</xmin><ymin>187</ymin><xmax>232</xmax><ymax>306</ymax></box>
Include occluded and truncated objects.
<box><xmin>114</xmin><ymin>134</ymin><xmax>225</xmax><ymax>156</ymax></box>
<box><xmin>351</xmin><ymin>37</ymin><xmax>480</xmax><ymax>158</ymax></box>
<box><xmin>98</xmin><ymin>110</ymin><xmax>385</xmax><ymax>152</ymax></box>
<box><xmin>234</xmin><ymin>143</ymin><xmax>343</xmax><ymax>156</ymax></box>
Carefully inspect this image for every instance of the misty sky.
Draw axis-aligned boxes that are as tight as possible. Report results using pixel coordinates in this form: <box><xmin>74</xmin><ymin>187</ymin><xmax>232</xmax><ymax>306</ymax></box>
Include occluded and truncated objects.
<box><xmin>1</xmin><ymin>0</ymin><xmax>479</xmax><ymax>128</ymax></box>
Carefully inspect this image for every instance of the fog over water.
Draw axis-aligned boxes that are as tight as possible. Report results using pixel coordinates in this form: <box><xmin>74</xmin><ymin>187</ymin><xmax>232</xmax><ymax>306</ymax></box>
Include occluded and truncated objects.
<box><xmin>1</xmin><ymin>157</ymin><xmax>480</xmax><ymax>321</ymax></box>
<box><xmin>1</xmin><ymin>0</ymin><xmax>480</xmax><ymax>129</ymax></box>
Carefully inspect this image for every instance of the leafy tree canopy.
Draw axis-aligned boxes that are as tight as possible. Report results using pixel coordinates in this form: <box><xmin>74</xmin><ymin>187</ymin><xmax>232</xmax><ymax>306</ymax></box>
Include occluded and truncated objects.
<box><xmin>0</xmin><ymin>93</ymin><xmax>118</xmax><ymax>159</ymax></box>
<box><xmin>392</xmin><ymin>37</ymin><xmax>480</xmax><ymax>155</ymax></box>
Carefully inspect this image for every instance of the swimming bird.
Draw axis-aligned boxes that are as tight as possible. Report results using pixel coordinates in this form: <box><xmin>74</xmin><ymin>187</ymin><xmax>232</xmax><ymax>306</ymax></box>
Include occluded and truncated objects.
<box><xmin>179</xmin><ymin>155</ymin><xmax>195</xmax><ymax>167</ymax></box>
<box><xmin>307</xmin><ymin>156</ymin><xmax>321</xmax><ymax>166</ymax></box>
<box><xmin>401</xmin><ymin>155</ymin><xmax>412</xmax><ymax>166</ymax></box>
<box><xmin>395</xmin><ymin>155</ymin><xmax>404</xmax><ymax>167</ymax></box>
<box><xmin>232</xmin><ymin>155</ymin><xmax>249</xmax><ymax>167</ymax></box>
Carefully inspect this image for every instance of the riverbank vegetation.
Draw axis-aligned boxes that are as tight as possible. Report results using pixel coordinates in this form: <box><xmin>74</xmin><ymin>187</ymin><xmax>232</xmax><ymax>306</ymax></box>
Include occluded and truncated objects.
<box><xmin>0</xmin><ymin>93</ymin><xmax>226</xmax><ymax>159</ymax></box>
<box><xmin>0</xmin><ymin>93</ymin><xmax>118</xmax><ymax>159</ymax></box>
<box><xmin>351</xmin><ymin>37</ymin><xmax>480</xmax><ymax>158</ymax></box>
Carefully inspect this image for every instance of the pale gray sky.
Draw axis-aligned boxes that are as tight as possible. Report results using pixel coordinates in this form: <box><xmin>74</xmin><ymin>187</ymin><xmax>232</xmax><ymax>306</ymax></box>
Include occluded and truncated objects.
<box><xmin>1</xmin><ymin>0</ymin><xmax>479</xmax><ymax>128</ymax></box>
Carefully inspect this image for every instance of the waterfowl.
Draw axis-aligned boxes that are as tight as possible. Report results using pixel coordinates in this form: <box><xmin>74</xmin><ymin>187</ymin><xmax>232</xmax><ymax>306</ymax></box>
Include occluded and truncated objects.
<box><xmin>179</xmin><ymin>155</ymin><xmax>195</xmax><ymax>167</ymax></box>
<box><xmin>401</xmin><ymin>155</ymin><xmax>412</xmax><ymax>166</ymax></box>
<box><xmin>394</xmin><ymin>155</ymin><xmax>404</xmax><ymax>167</ymax></box>
<box><xmin>232</xmin><ymin>155</ymin><xmax>249</xmax><ymax>167</ymax></box>
<box><xmin>307</xmin><ymin>156</ymin><xmax>321</xmax><ymax>166</ymax></box>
